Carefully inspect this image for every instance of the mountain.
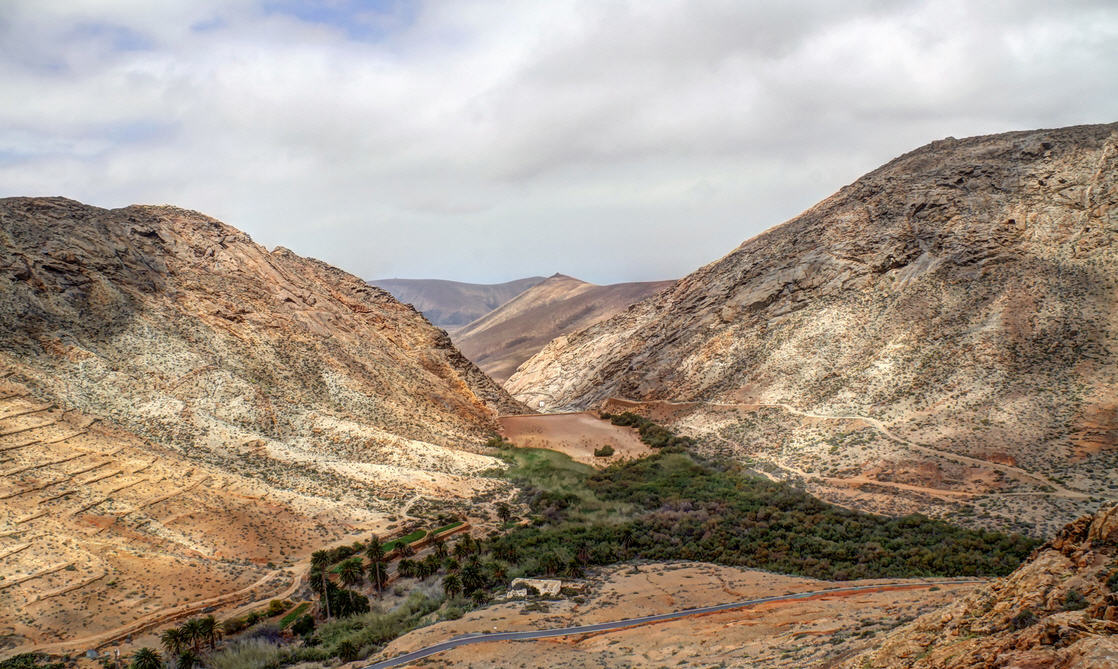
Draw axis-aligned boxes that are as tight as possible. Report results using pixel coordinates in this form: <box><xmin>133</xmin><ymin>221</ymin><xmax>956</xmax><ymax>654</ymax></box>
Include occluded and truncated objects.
<box><xmin>507</xmin><ymin>123</ymin><xmax>1118</xmax><ymax>535</ymax></box>
<box><xmin>848</xmin><ymin>504</ymin><xmax>1118</xmax><ymax>668</ymax></box>
<box><xmin>452</xmin><ymin>273</ymin><xmax>674</xmax><ymax>384</ymax></box>
<box><xmin>0</xmin><ymin>197</ymin><xmax>524</xmax><ymax>651</ymax></box>
<box><xmin>370</xmin><ymin>276</ymin><xmax>546</xmax><ymax>329</ymax></box>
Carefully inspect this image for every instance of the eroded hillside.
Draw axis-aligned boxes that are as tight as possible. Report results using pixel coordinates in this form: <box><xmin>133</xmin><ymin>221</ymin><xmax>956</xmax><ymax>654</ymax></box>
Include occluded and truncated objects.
<box><xmin>0</xmin><ymin>197</ymin><xmax>525</xmax><ymax>652</ymax></box>
<box><xmin>507</xmin><ymin>123</ymin><xmax>1118</xmax><ymax>535</ymax></box>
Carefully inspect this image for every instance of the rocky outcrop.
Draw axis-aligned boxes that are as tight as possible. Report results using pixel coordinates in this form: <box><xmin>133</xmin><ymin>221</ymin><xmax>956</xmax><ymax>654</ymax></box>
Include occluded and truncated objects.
<box><xmin>848</xmin><ymin>505</ymin><xmax>1118</xmax><ymax>668</ymax></box>
<box><xmin>452</xmin><ymin>273</ymin><xmax>673</xmax><ymax>383</ymax></box>
<box><xmin>0</xmin><ymin>197</ymin><xmax>525</xmax><ymax>506</ymax></box>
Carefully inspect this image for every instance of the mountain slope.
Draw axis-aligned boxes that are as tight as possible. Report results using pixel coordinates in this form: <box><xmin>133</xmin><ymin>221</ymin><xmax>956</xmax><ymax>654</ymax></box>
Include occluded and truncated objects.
<box><xmin>507</xmin><ymin>123</ymin><xmax>1118</xmax><ymax>534</ymax></box>
<box><xmin>452</xmin><ymin>274</ymin><xmax>673</xmax><ymax>384</ymax></box>
<box><xmin>0</xmin><ymin>197</ymin><xmax>524</xmax><ymax>649</ymax></box>
<box><xmin>847</xmin><ymin>504</ymin><xmax>1118</xmax><ymax>668</ymax></box>
<box><xmin>370</xmin><ymin>276</ymin><xmax>545</xmax><ymax>329</ymax></box>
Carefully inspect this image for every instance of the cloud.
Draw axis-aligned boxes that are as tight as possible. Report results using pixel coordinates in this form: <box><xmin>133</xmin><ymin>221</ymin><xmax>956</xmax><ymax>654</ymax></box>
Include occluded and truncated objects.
<box><xmin>1</xmin><ymin>0</ymin><xmax>1115</xmax><ymax>283</ymax></box>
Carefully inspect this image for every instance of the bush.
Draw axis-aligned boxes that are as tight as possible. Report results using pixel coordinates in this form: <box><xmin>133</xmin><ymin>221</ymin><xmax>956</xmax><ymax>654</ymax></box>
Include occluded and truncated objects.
<box><xmin>208</xmin><ymin>639</ymin><xmax>286</xmax><ymax>669</ymax></box>
<box><xmin>1107</xmin><ymin>570</ymin><xmax>1118</xmax><ymax>591</ymax></box>
<box><xmin>593</xmin><ymin>445</ymin><xmax>615</xmax><ymax>457</ymax></box>
<box><xmin>604</xmin><ymin>412</ymin><xmax>694</xmax><ymax>449</ymax></box>
<box><xmin>1064</xmin><ymin>589</ymin><xmax>1088</xmax><ymax>611</ymax></box>
<box><xmin>1011</xmin><ymin>608</ymin><xmax>1038</xmax><ymax>630</ymax></box>
<box><xmin>290</xmin><ymin>614</ymin><xmax>315</xmax><ymax>637</ymax></box>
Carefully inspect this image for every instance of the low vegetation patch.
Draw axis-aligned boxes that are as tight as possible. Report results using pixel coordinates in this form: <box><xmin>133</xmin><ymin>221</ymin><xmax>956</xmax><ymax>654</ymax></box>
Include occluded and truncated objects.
<box><xmin>494</xmin><ymin>444</ymin><xmax>1039</xmax><ymax>581</ymax></box>
<box><xmin>601</xmin><ymin>411</ymin><xmax>696</xmax><ymax>450</ymax></box>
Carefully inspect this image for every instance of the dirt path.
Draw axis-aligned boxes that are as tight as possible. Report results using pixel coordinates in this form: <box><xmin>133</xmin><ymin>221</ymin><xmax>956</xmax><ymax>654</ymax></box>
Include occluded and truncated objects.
<box><xmin>614</xmin><ymin>397</ymin><xmax>1085</xmax><ymax>499</ymax></box>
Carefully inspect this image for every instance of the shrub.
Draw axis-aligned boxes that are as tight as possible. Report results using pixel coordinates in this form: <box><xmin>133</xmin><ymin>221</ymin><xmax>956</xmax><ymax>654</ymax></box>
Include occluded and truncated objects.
<box><xmin>1064</xmin><ymin>589</ymin><xmax>1088</xmax><ymax>611</ymax></box>
<box><xmin>208</xmin><ymin>639</ymin><xmax>286</xmax><ymax>669</ymax></box>
<box><xmin>593</xmin><ymin>445</ymin><xmax>615</xmax><ymax>457</ymax></box>
<box><xmin>1011</xmin><ymin>608</ymin><xmax>1038</xmax><ymax>630</ymax></box>
<box><xmin>290</xmin><ymin>614</ymin><xmax>315</xmax><ymax>637</ymax></box>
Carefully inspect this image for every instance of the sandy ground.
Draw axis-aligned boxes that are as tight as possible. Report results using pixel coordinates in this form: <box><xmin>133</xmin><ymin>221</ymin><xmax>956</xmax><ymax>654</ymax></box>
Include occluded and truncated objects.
<box><xmin>372</xmin><ymin>561</ymin><xmax>976</xmax><ymax>668</ymax></box>
<box><xmin>498</xmin><ymin>413</ymin><xmax>653</xmax><ymax>466</ymax></box>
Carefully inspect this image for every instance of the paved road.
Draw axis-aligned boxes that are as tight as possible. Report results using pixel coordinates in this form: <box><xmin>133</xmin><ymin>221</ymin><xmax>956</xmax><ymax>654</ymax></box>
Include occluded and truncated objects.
<box><xmin>363</xmin><ymin>580</ymin><xmax>984</xmax><ymax>668</ymax></box>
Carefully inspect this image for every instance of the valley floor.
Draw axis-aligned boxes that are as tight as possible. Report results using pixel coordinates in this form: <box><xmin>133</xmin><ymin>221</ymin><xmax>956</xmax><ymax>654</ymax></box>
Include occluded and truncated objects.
<box><xmin>369</xmin><ymin>561</ymin><xmax>977</xmax><ymax>668</ymax></box>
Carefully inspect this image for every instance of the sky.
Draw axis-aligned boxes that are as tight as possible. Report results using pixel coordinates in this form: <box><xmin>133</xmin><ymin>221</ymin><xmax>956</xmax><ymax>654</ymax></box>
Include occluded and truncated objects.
<box><xmin>1</xmin><ymin>1</ymin><xmax>1116</xmax><ymax>284</ymax></box>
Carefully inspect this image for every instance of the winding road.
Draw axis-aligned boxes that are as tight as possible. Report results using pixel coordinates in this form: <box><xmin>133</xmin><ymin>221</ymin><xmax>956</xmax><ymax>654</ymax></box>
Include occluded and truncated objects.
<box><xmin>363</xmin><ymin>580</ymin><xmax>984</xmax><ymax>668</ymax></box>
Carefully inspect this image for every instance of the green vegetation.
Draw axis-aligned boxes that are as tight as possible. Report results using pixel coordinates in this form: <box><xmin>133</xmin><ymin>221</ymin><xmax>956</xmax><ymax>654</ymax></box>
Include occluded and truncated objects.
<box><xmin>601</xmin><ymin>411</ymin><xmax>696</xmax><ymax>450</ymax></box>
<box><xmin>0</xmin><ymin>654</ymin><xmax>64</xmax><ymax>669</ymax></box>
<box><xmin>383</xmin><ymin>529</ymin><xmax>426</xmax><ymax>552</ymax></box>
<box><xmin>197</xmin><ymin>416</ymin><xmax>1039</xmax><ymax>669</ymax></box>
<box><xmin>1064</xmin><ymin>589</ymin><xmax>1088</xmax><ymax>611</ymax></box>
<box><xmin>431</xmin><ymin>520</ymin><xmax>465</xmax><ymax>535</ymax></box>
<box><xmin>593</xmin><ymin>444</ymin><xmax>615</xmax><ymax>457</ymax></box>
<box><xmin>279</xmin><ymin>602</ymin><xmax>310</xmax><ymax>629</ymax></box>
<box><xmin>492</xmin><ymin>441</ymin><xmax>1038</xmax><ymax>581</ymax></box>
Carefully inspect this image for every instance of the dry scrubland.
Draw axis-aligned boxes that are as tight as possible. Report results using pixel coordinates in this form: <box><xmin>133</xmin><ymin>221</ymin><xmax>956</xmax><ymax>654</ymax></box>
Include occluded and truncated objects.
<box><xmin>0</xmin><ymin>198</ymin><xmax>525</xmax><ymax>655</ymax></box>
<box><xmin>510</xmin><ymin>123</ymin><xmax>1118</xmax><ymax>537</ymax></box>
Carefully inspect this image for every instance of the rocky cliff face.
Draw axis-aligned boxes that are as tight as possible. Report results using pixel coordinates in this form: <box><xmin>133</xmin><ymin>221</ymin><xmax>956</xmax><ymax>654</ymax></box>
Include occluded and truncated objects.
<box><xmin>848</xmin><ymin>505</ymin><xmax>1118</xmax><ymax>668</ymax></box>
<box><xmin>0</xmin><ymin>197</ymin><xmax>524</xmax><ymax>509</ymax></box>
<box><xmin>507</xmin><ymin>123</ymin><xmax>1118</xmax><ymax>534</ymax></box>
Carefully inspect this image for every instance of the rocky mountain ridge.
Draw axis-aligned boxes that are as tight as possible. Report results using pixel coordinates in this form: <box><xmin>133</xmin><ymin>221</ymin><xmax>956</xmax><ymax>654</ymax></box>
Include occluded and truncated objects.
<box><xmin>452</xmin><ymin>273</ymin><xmax>673</xmax><ymax>383</ymax></box>
<box><xmin>371</xmin><ymin>276</ymin><xmax>546</xmax><ymax>329</ymax></box>
<box><xmin>507</xmin><ymin>122</ymin><xmax>1118</xmax><ymax>535</ymax></box>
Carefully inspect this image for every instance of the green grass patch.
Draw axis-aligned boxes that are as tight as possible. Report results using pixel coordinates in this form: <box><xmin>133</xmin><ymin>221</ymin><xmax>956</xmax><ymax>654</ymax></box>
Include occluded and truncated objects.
<box><xmin>279</xmin><ymin>602</ymin><xmax>310</xmax><ymax>628</ymax></box>
<box><xmin>384</xmin><ymin>529</ymin><xmax>427</xmax><ymax>552</ymax></box>
<box><xmin>431</xmin><ymin>520</ymin><xmax>464</xmax><ymax>535</ymax></box>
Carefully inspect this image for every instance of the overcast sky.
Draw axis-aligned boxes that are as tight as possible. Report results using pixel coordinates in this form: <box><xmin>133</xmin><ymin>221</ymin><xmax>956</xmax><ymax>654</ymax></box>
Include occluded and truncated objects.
<box><xmin>2</xmin><ymin>1</ymin><xmax>1116</xmax><ymax>284</ymax></box>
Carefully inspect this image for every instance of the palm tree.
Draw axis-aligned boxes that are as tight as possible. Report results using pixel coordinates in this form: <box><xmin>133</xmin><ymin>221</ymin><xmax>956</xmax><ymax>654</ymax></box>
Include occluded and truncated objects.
<box><xmin>160</xmin><ymin>627</ymin><xmax>185</xmax><ymax>657</ymax></box>
<box><xmin>461</xmin><ymin>559</ymin><xmax>484</xmax><ymax>594</ymax></box>
<box><xmin>365</xmin><ymin>535</ymin><xmax>384</xmax><ymax>563</ymax></box>
<box><xmin>430</xmin><ymin>534</ymin><xmax>448</xmax><ymax>560</ymax></box>
<box><xmin>176</xmin><ymin>650</ymin><xmax>200</xmax><ymax>669</ymax></box>
<box><xmin>452</xmin><ymin>540</ymin><xmax>469</xmax><ymax>560</ymax></box>
<box><xmin>397</xmin><ymin>558</ymin><xmax>416</xmax><ymax>578</ymax></box>
<box><xmin>443</xmin><ymin>572</ymin><xmax>462</xmax><ymax>598</ymax></box>
<box><xmin>368</xmin><ymin>559</ymin><xmax>388</xmax><ymax>595</ymax></box>
<box><xmin>182</xmin><ymin>618</ymin><xmax>206</xmax><ymax>652</ymax></box>
<box><xmin>398</xmin><ymin>541</ymin><xmax>415</xmax><ymax>558</ymax></box>
<box><xmin>338</xmin><ymin>557</ymin><xmax>365</xmax><ymax>587</ymax></box>
<box><xmin>198</xmin><ymin>615</ymin><xmax>221</xmax><ymax>649</ymax></box>
<box><xmin>310</xmin><ymin>550</ymin><xmax>331</xmax><ymax>572</ymax></box>
<box><xmin>129</xmin><ymin>647</ymin><xmax>161</xmax><ymax>669</ymax></box>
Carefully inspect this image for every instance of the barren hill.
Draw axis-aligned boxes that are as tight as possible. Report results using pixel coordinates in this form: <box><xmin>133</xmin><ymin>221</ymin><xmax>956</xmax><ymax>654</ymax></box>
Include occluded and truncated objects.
<box><xmin>848</xmin><ymin>504</ymin><xmax>1118</xmax><ymax>668</ymax></box>
<box><xmin>370</xmin><ymin>276</ymin><xmax>545</xmax><ymax>329</ymax></box>
<box><xmin>507</xmin><ymin>123</ymin><xmax>1118</xmax><ymax>535</ymax></box>
<box><xmin>453</xmin><ymin>274</ymin><xmax>673</xmax><ymax>384</ymax></box>
<box><xmin>0</xmin><ymin>197</ymin><xmax>524</xmax><ymax>651</ymax></box>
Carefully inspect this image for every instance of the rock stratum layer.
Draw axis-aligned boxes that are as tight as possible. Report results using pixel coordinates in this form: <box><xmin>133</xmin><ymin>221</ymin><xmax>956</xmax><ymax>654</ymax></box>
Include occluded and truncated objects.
<box><xmin>0</xmin><ymin>197</ymin><xmax>522</xmax><ymax>652</ymax></box>
<box><xmin>508</xmin><ymin>123</ymin><xmax>1118</xmax><ymax>535</ymax></box>
<box><xmin>452</xmin><ymin>273</ymin><xmax>673</xmax><ymax>383</ymax></box>
<box><xmin>848</xmin><ymin>504</ymin><xmax>1118</xmax><ymax>668</ymax></box>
